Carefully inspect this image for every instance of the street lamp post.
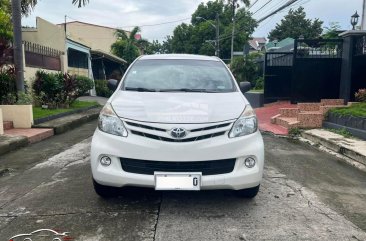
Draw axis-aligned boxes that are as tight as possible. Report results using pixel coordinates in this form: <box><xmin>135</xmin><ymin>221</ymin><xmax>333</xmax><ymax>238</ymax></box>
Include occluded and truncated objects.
<box><xmin>351</xmin><ymin>11</ymin><xmax>360</xmax><ymax>30</ymax></box>
<box><xmin>196</xmin><ymin>15</ymin><xmax>220</xmax><ymax>57</ymax></box>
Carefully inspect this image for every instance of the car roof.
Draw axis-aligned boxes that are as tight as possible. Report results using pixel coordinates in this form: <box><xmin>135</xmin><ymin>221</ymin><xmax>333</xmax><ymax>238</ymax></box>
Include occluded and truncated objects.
<box><xmin>139</xmin><ymin>54</ymin><xmax>220</xmax><ymax>61</ymax></box>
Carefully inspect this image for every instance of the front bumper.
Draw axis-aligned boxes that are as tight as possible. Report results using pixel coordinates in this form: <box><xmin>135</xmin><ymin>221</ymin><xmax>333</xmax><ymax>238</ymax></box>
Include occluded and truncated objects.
<box><xmin>91</xmin><ymin>128</ymin><xmax>264</xmax><ymax>190</ymax></box>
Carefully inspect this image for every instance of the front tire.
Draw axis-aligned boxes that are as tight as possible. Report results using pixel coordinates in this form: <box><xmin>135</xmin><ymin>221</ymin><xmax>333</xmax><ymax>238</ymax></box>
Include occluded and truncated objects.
<box><xmin>93</xmin><ymin>179</ymin><xmax>118</xmax><ymax>198</ymax></box>
<box><xmin>235</xmin><ymin>185</ymin><xmax>260</xmax><ymax>198</ymax></box>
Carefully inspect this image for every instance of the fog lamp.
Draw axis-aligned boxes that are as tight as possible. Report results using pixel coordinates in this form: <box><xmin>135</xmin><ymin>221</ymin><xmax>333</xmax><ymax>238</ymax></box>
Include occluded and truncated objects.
<box><xmin>244</xmin><ymin>157</ymin><xmax>256</xmax><ymax>168</ymax></box>
<box><xmin>100</xmin><ymin>156</ymin><xmax>112</xmax><ymax>166</ymax></box>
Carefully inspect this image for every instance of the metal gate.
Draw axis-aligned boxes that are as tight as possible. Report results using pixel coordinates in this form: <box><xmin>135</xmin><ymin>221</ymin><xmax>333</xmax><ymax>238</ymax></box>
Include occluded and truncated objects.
<box><xmin>352</xmin><ymin>36</ymin><xmax>366</xmax><ymax>101</ymax></box>
<box><xmin>291</xmin><ymin>39</ymin><xmax>343</xmax><ymax>103</ymax></box>
<box><xmin>264</xmin><ymin>52</ymin><xmax>293</xmax><ymax>103</ymax></box>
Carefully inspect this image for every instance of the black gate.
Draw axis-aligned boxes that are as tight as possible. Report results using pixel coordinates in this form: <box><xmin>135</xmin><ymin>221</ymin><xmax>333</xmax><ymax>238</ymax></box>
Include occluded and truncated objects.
<box><xmin>291</xmin><ymin>39</ymin><xmax>343</xmax><ymax>103</ymax></box>
<box><xmin>352</xmin><ymin>36</ymin><xmax>366</xmax><ymax>101</ymax></box>
<box><xmin>264</xmin><ymin>52</ymin><xmax>293</xmax><ymax>103</ymax></box>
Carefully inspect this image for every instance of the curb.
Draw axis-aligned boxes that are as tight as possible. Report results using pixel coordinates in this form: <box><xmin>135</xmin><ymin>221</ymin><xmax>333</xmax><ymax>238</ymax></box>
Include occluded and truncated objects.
<box><xmin>301</xmin><ymin>131</ymin><xmax>366</xmax><ymax>170</ymax></box>
<box><xmin>0</xmin><ymin>108</ymin><xmax>101</xmax><ymax>156</ymax></box>
<box><xmin>0</xmin><ymin>136</ymin><xmax>28</xmax><ymax>156</ymax></box>
<box><xmin>33</xmin><ymin>107</ymin><xmax>101</xmax><ymax>135</ymax></box>
<box><xmin>33</xmin><ymin>105</ymin><xmax>100</xmax><ymax>125</ymax></box>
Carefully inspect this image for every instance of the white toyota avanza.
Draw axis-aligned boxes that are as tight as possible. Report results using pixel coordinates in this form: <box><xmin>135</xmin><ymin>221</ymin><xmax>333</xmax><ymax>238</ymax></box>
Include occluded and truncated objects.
<box><xmin>91</xmin><ymin>54</ymin><xmax>264</xmax><ymax>198</ymax></box>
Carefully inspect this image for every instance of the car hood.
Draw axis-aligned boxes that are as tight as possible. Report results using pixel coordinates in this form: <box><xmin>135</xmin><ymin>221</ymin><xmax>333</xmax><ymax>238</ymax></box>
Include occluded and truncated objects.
<box><xmin>110</xmin><ymin>91</ymin><xmax>247</xmax><ymax>124</ymax></box>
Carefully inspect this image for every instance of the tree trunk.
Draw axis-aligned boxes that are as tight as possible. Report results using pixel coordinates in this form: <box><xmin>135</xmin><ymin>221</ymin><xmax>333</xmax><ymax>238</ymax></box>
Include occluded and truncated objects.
<box><xmin>11</xmin><ymin>0</ymin><xmax>25</xmax><ymax>92</ymax></box>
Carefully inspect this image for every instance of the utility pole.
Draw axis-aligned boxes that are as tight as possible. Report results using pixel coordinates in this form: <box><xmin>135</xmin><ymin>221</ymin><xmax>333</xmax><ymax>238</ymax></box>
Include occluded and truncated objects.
<box><xmin>196</xmin><ymin>15</ymin><xmax>220</xmax><ymax>57</ymax></box>
<box><xmin>216</xmin><ymin>13</ymin><xmax>220</xmax><ymax>58</ymax></box>
<box><xmin>11</xmin><ymin>0</ymin><xmax>25</xmax><ymax>92</ymax></box>
<box><xmin>362</xmin><ymin>0</ymin><xmax>366</xmax><ymax>30</ymax></box>
<box><xmin>64</xmin><ymin>15</ymin><xmax>67</xmax><ymax>35</ymax></box>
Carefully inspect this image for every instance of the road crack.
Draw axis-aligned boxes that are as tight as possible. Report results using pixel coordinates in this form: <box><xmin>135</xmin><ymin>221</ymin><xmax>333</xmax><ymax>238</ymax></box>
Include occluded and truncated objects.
<box><xmin>265</xmin><ymin>177</ymin><xmax>335</xmax><ymax>221</ymax></box>
<box><xmin>152</xmin><ymin>192</ymin><xmax>163</xmax><ymax>241</ymax></box>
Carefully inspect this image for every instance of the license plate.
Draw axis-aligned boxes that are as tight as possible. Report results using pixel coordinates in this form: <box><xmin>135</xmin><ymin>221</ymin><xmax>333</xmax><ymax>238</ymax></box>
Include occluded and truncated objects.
<box><xmin>154</xmin><ymin>172</ymin><xmax>201</xmax><ymax>191</ymax></box>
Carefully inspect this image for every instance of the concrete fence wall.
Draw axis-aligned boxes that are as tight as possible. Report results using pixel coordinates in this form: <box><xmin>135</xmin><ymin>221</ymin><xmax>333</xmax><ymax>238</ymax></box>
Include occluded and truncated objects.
<box><xmin>0</xmin><ymin>105</ymin><xmax>33</xmax><ymax>128</ymax></box>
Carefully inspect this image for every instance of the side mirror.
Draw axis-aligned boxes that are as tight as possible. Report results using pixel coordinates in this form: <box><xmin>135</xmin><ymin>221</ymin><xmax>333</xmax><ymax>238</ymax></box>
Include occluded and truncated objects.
<box><xmin>239</xmin><ymin>81</ymin><xmax>251</xmax><ymax>93</ymax></box>
<box><xmin>107</xmin><ymin>79</ymin><xmax>118</xmax><ymax>91</ymax></box>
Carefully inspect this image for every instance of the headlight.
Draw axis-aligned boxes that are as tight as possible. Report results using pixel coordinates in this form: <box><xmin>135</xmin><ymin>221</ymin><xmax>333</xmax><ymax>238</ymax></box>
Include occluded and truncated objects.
<box><xmin>98</xmin><ymin>103</ymin><xmax>128</xmax><ymax>137</ymax></box>
<box><xmin>229</xmin><ymin>105</ymin><xmax>258</xmax><ymax>138</ymax></box>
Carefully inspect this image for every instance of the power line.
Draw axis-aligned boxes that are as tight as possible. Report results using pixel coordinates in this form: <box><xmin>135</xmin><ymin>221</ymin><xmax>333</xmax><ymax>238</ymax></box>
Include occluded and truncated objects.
<box><xmin>66</xmin><ymin>15</ymin><xmax>191</xmax><ymax>29</ymax></box>
<box><xmin>218</xmin><ymin>0</ymin><xmax>300</xmax><ymax>41</ymax></box>
<box><xmin>257</xmin><ymin>0</ymin><xmax>300</xmax><ymax>23</ymax></box>
<box><xmin>122</xmin><ymin>17</ymin><xmax>191</xmax><ymax>28</ymax></box>
<box><xmin>248</xmin><ymin>0</ymin><xmax>260</xmax><ymax>10</ymax></box>
<box><xmin>255</xmin><ymin>0</ymin><xmax>287</xmax><ymax>19</ymax></box>
<box><xmin>252</xmin><ymin>0</ymin><xmax>274</xmax><ymax>15</ymax></box>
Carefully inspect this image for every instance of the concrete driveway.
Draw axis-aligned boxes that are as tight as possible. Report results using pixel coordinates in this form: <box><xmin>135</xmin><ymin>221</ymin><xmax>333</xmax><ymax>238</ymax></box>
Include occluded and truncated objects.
<box><xmin>0</xmin><ymin>121</ymin><xmax>365</xmax><ymax>240</ymax></box>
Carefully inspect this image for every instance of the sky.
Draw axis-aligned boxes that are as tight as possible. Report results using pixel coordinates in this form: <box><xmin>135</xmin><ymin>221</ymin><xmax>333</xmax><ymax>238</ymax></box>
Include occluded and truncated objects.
<box><xmin>22</xmin><ymin>0</ymin><xmax>364</xmax><ymax>42</ymax></box>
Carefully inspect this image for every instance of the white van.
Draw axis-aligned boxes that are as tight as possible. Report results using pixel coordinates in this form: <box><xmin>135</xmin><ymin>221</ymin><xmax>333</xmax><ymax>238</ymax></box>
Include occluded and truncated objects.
<box><xmin>91</xmin><ymin>54</ymin><xmax>264</xmax><ymax>198</ymax></box>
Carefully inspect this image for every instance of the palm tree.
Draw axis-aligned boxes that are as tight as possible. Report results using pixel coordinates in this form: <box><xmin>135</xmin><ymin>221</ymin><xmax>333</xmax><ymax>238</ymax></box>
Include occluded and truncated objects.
<box><xmin>112</xmin><ymin>26</ymin><xmax>151</xmax><ymax>63</ymax></box>
<box><xmin>115</xmin><ymin>26</ymin><xmax>149</xmax><ymax>54</ymax></box>
<box><xmin>72</xmin><ymin>0</ymin><xmax>89</xmax><ymax>8</ymax></box>
<box><xmin>21</xmin><ymin>0</ymin><xmax>37</xmax><ymax>16</ymax></box>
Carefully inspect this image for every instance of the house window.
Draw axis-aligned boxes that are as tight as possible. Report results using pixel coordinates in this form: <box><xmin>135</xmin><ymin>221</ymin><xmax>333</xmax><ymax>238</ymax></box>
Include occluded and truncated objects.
<box><xmin>68</xmin><ymin>48</ymin><xmax>88</xmax><ymax>69</ymax></box>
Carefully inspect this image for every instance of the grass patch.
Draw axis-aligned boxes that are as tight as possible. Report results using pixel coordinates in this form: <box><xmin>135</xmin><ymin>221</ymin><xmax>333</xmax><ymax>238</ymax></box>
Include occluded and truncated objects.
<box><xmin>328</xmin><ymin>102</ymin><xmax>366</xmax><ymax>118</ymax></box>
<box><xmin>327</xmin><ymin>128</ymin><xmax>353</xmax><ymax>138</ymax></box>
<box><xmin>33</xmin><ymin>100</ymin><xmax>99</xmax><ymax>120</ymax></box>
<box><xmin>248</xmin><ymin>89</ymin><xmax>264</xmax><ymax>93</ymax></box>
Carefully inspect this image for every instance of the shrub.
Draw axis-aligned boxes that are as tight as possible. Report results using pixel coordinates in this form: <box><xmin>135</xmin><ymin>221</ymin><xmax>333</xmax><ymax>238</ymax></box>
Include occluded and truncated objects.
<box><xmin>355</xmin><ymin>89</ymin><xmax>366</xmax><ymax>102</ymax></box>
<box><xmin>254</xmin><ymin>76</ymin><xmax>264</xmax><ymax>90</ymax></box>
<box><xmin>16</xmin><ymin>92</ymin><xmax>33</xmax><ymax>105</ymax></box>
<box><xmin>95</xmin><ymin>79</ymin><xmax>113</xmax><ymax>98</ymax></box>
<box><xmin>288</xmin><ymin>127</ymin><xmax>301</xmax><ymax>137</ymax></box>
<box><xmin>32</xmin><ymin>71</ymin><xmax>94</xmax><ymax>108</ymax></box>
<box><xmin>33</xmin><ymin>71</ymin><xmax>64</xmax><ymax>107</ymax></box>
<box><xmin>75</xmin><ymin>75</ymin><xmax>94</xmax><ymax>97</ymax></box>
<box><xmin>0</xmin><ymin>66</ymin><xmax>17</xmax><ymax>104</ymax></box>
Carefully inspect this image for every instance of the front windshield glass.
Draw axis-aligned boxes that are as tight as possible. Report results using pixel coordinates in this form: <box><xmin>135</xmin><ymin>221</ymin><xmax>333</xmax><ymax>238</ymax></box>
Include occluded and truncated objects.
<box><xmin>122</xmin><ymin>59</ymin><xmax>236</xmax><ymax>92</ymax></box>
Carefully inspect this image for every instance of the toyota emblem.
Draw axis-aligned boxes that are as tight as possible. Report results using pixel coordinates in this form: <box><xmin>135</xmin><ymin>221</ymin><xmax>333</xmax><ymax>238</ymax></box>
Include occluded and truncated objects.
<box><xmin>170</xmin><ymin>128</ymin><xmax>187</xmax><ymax>139</ymax></box>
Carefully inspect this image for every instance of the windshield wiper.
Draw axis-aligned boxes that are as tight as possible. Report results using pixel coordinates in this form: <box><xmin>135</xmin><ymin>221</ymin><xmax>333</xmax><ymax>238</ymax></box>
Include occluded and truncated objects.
<box><xmin>159</xmin><ymin>88</ymin><xmax>219</xmax><ymax>93</ymax></box>
<box><xmin>125</xmin><ymin>87</ymin><xmax>157</xmax><ymax>92</ymax></box>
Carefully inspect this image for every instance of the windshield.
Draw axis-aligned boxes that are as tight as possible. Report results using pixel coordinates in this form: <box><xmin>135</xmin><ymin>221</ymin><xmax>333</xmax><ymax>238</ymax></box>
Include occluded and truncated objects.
<box><xmin>122</xmin><ymin>59</ymin><xmax>236</xmax><ymax>92</ymax></box>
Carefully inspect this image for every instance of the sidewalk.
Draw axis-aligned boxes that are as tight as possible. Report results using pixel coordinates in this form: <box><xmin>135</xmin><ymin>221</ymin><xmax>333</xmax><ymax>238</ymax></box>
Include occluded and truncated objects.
<box><xmin>0</xmin><ymin>100</ymin><xmax>103</xmax><ymax>156</ymax></box>
<box><xmin>301</xmin><ymin>129</ymin><xmax>366</xmax><ymax>171</ymax></box>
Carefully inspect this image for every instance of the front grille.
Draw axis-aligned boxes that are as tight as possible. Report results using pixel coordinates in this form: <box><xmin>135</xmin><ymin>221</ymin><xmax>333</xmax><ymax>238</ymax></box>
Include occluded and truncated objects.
<box><xmin>131</xmin><ymin>130</ymin><xmax>226</xmax><ymax>142</ymax></box>
<box><xmin>190</xmin><ymin>123</ymin><xmax>231</xmax><ymax>132</ymax></box>
<box><xmin>120</xmin><ymin>158</ymin><xmax>236</xmax><ymax>176</ymax></box>
<box><xmin>125</xmin><ymin>121</ymin><xmax>166</xmax><ymax>132</ymax></box>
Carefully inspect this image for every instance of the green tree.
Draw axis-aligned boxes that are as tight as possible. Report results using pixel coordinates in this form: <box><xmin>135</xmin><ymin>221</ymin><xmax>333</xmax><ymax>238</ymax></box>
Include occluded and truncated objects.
<box><xmin>168</xmin><ymin>0</ymin><xmax>256</xmax><ymax>59</ymax></box>
<box><xmin>230</xmin><ymin>52</ymin><xmax>262</xmax><ymax>86</ymax></box>
<box><xmin>161</xmin><ymin>35</ymin><xmax>173</xmax><ymax>54</ymax></box>
<box><xmin>111</xmin><ymin>26</ymin><xmax>149</xmax><ymax>64</ymax></box>
<box><xmin>322</xmin><ymin>22</ymin><xmax>342</xmax><ymax>39</ymax></box>
<box><xmin>0</xmin><ymin>10</ymin><xmax>12</xmax><ymax>41</ymax></box>
<box><xmin>145</xmin><ymin>40</ymin><xmax>163</xmax><ymax>54</ymax></box>
<box><xmin>268</xmin><ymin>7</ymin><xmax>323</xmax><ymax>41</ymax></box>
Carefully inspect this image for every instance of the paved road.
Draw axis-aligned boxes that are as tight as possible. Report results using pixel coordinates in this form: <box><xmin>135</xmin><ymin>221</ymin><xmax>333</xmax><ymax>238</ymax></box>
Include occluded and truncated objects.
<box><xmin>0</xmin><ymin>122</ymin><xmax>365</xmax><ymax>241</ymax></box>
